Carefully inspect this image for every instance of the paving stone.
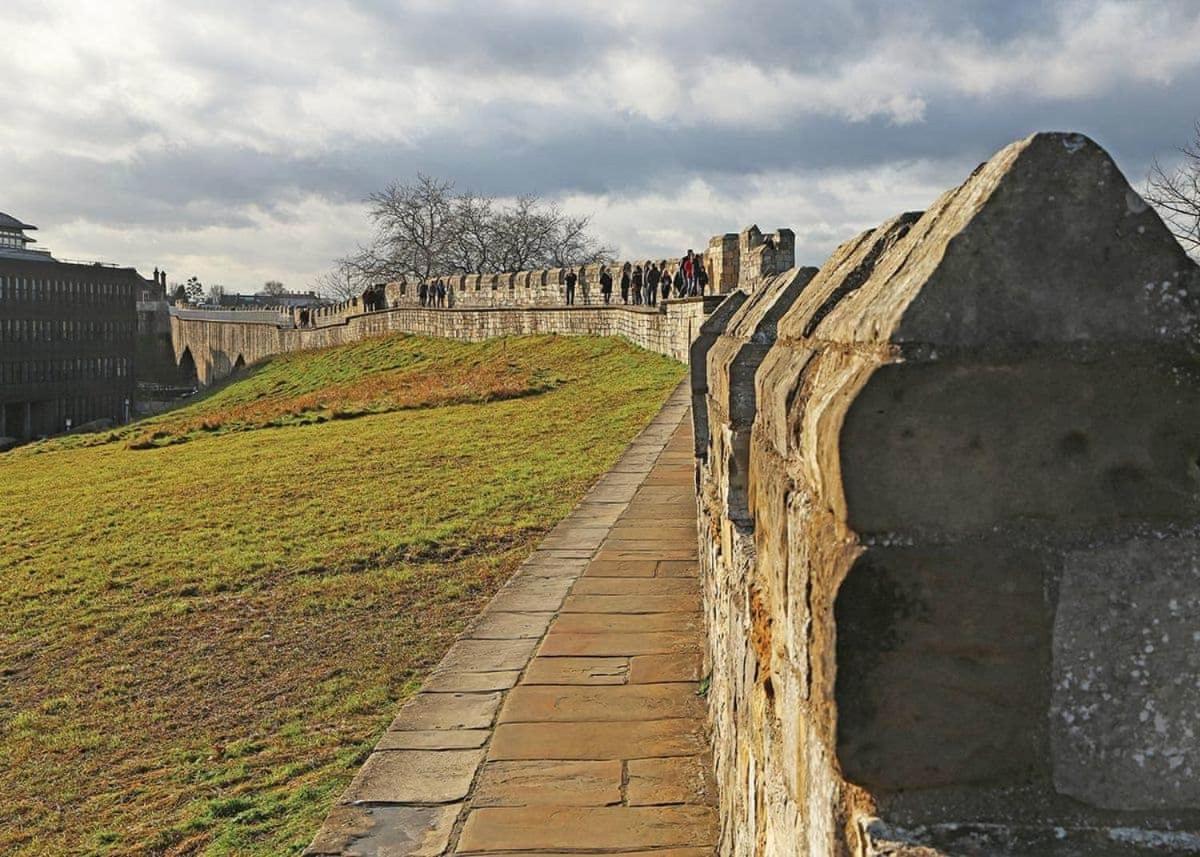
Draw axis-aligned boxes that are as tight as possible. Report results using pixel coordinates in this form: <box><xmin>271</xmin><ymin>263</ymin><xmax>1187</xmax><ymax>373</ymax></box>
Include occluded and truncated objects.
<box><xmin>422</xmin><ymin>670</ymin><xmax>520</xmax><ymax>693</ymax></box>
<box><xmin>629</xmin><ymin>653</ymin><xmax>703</xmax><ymax>684</ymax></box>
<box><xmin>627</xmin><ymin>757</ymin><xmax>715</xmax><ymax>806</ymax></box>
<box><xmin>464</xmin><ymin>611</ymin><xmax>553</xmax><ymax>640</ymax></box>
<box><xmin>375</xmin><ymin>730</ymin><xmax>489</xmax><ymax>751</ymax></box>
<box><xmin>499</xmin><ymin>684</ymin><xmax>705</xmax><ymax>723</ymax></box>
<box><xmin>389</xmin><ymin>692</ymin><xmax>501</xmax><ymax>731</ymax></box>
<box><xmin>473</xmin><ymin>760</ymin><xmax>622</xmax><ymax>807</ymax></box>
<box><xmin>458</xmin><ymin>850</ymin><xmax>710</xmax><ymax>857</ymax></box>
<box><xmin>593</xmin><ymin>471</ymin><xmax>649</xmax><ymax>485</ymax></box>
<box><xmin>519</xmin><ymin>557</ymin><xmax>589</xmax><ymax>579</ymax></box>
<box><xmin>539</xmin><ymin>532</ymin><xmax>607</xmax><ymax>550</ymax></box>
<box><xmin>553</xmin><ymin>612</ymin><xmax>700</xmax><ymax>633</ymax></box>
<box><xmin>604</xmin><ymin>538</ymin><xmax>697</xmax><ymax>552</ymax></box>
<box><xmin>439</xmin><ymin>639</ymin><xmax>537</xmax><ymax>672</ymax></box>
<box><xmin>341</xmin><ymin>748</ymin><xmax>483</xmax><ymax>805</ymax></box>
<box><xmin>489</xmin><ymin>720</ymin><xmax>707</xmax><ymax>760</ymax></box>
<box><xmin>594</xmin><ymin>549</ymin><xmax>697</xmax><ymax>562</ymax></box>
<box><xmin>583</xmin><ymin>559</ymin><xmax>658</xmax><ymax>577</ymax></box>
<box><xmin>305</xmin><ymin>804</ymin><xmax>459</xmax><ymax>857</ymax></box>
<box><xmin>536</xmin><ymin>548</ymin><xmax>597</xmax><ymax>560</ymax></box>
<box><xmin>562</xmin><ymin>594</ymin><xmax>701</xmax><ymax>614</ymax></box>
<box><xmin>572</xmin><ymin>577</ymin><xmax>697</xmax><ymax>596</ymax></box>
<box><xmin>657</xmin><ymin>560</ymin><xmax>700</xmax><ymax>578</ymax></box>
<box><xmin>487</xmin><ymin>588</ymin><xmax>569</xmax><ymax>612</ymax></box>
<box><xmin>523</xmin><ymin>656</ymin><xmax>629</xmax><ymax>685</ymax></box>
<box><xmin>539</xmin><ymin>631</ymin><xmax>701</xmax><ymax>657</ymax></box>
<box><xmin>609</xmin><ymin>524</ymin><xmax>697</xmax><ymax>539</ymax></box>
<box><xmin>457</xmin><ymin>805</ymin><xmax>717</xmax><ymax>852</ymax></box>
<box><xmin>570</xmin><ymin>503</ymin><xmax>625</xmax><ymax>523</ymax></box>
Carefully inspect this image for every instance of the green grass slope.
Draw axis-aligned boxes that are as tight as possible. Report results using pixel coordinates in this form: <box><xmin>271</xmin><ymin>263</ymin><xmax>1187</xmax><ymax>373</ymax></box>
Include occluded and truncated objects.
<box><xmin>0</xmin><ymin>333</ymin><xmax>684</xmax><ymax>856</ymax></box>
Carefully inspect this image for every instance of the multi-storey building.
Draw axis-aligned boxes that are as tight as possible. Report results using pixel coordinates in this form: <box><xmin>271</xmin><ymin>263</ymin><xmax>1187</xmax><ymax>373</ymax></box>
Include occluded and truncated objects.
<box><xmin>0</xmin><ymin>212</ymin><xmax>149</xmax><ymax>440</ymax></box>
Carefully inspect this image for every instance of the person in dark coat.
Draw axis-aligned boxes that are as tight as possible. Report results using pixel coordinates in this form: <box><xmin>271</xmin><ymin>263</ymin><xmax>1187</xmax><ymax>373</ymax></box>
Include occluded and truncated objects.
<box><xmin>564</xmin><ymin>269</ymin><xmax>578</xmax><ymax>305</ymax></box>
<box><xmin>631</xmin><ymin>265</ymin><xmax>643</xmax><ymax>305</ymax></box>
<box><xmin>696</xmin><ymin>262</ymin><xmax>709</xmax><ymax>296</ymax></box>
<box><xmin>436</xmin><ymin>280</ymin><xmax>447</xmax><ymax>307</ymax></box>
<box><xmin>620</xmin><ymin>263</ymin><xmax>631</xmax><ymax>304</ymax></box>
<box><xmin>645</xmin><ymin>263</ymin><xmax>660</xmax><ymax>307</ymax></box>
<box><xmin>418</xmin><ymin>281</ymin><xmax>428</xmax><ymax>307</ymax></box>
<box><xmin>672</xmin><ymin>266</ymin><xmax>684</xmax><ymax>298</ymax></box>
<box><xmin>599</xmin><ymin>265</ymin><xmax>613</xmax><ymax>304</ymax></box>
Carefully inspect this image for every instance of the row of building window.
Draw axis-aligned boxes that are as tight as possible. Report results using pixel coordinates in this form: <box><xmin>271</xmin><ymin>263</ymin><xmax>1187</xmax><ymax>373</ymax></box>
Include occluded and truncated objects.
<box><xmin>0</xmin><ymin>273</ymin><xmax>134</xmax><ymax>305</ymax></box>
<box><xmin>1</xmin><ymin>357</ymin><xmax>130</xmax><ymax>385</ymax></box>
<box><xmin>0</xmin><ymin>317</ymin><xmax>135</xmax><ymax>344</ymax></box>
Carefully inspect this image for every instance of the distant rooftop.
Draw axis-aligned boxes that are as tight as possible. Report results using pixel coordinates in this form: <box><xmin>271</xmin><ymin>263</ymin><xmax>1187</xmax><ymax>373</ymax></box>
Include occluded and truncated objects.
<box><xmin>0</xmin><ymin>211</ymin><xmax>37</xmax><ymax>234</ymax></box>
<box><xmin>0</xmin><ymin>210</ymin><xmax>54</xmax><ymax>261</ymax></box>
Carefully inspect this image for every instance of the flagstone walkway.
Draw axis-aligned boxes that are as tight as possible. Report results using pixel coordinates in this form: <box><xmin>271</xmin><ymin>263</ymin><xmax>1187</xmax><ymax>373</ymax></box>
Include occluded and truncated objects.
<box><xmin>306</xmin><ymin>382</ymin><xmax>716</xmax><ymax>856</ymax></box>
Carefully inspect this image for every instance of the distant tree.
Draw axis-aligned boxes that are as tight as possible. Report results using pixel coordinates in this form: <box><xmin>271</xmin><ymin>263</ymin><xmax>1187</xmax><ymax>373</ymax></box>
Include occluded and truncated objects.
<box><xmin>184</xmin><ymin>276</ymin><xmax>203</xmax><ymax>302</ymax></box>
<box><xmin>1146</xmin><ymin>120</ymin><xmax>1200</xmax><ymax>258</ymax></box>
<box><xmin>207</xmin><ymin>283</ymin><xmax>226</xmax><ymax>304</ymax></box>
<box><xmin>262</xmin><ymin>280</ymin><xmax>286</xmax><ymax>296</ymax></box>
<box><xmin>366</xmin><ymin>173</ymin><xmax>456</xmax><ymax>285</ymax></box>
<box><xmin>332</xmin><ymin>174</ymin><xmax>615</xmax><ymax>287</ymax></box>
<box><xmin>313</xmin><ymin>258</ymin><xmax>368</xmax><ymax>302</ymax></box>
<box><xmin>171</xmin><ymin>283</ymin><xmax>187</xmax><ymax>303</ymax></box>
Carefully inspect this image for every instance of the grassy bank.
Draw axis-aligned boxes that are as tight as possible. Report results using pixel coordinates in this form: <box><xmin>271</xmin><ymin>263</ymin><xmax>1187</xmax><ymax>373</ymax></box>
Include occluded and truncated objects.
<box><xmin>0</xmin><ymin>333</ymin><xmax>684</xmax><ymax>856</ymax></box>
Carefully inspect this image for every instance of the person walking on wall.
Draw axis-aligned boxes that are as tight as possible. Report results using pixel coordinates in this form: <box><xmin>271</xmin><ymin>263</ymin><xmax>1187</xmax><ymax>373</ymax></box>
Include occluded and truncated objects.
<box><xmin>564</xmin><ymin>269</ymin><xmax>578</xmax><ymax>305</ymax></box>
<box><xmin>696</xmin><ymin>260</ymin><xmax>709</xmax><ymax>296</ymax></box>
<box><xmin>645</xmin><ymin>263</ymin><xmax>660</xmax><ymax>307</ymax></box>
<box><xmin>418</xmin><ymin>281</ymin><xmax>428</xmax><ymax>307</ymax></box>
<box><xmin>672</xmin><ymin>265</ymin><xmax>684</xmax><ymax>299</ymax></box>
<box><xmin>620</xmin><ymin>263</ymin><xmax>631</xmax><ymax>304</ymax></box>
<box><xmin>682</xmin><ymin>251</ymin><xmax>695</xmax><ymax>293</ymax></box>
<box><xmin>436</xmin><ymin>279</ymin><xmax>446</xmax><ymax>308</ymax></box>
<box><xmin>631</xmin><ymin>265</ymin><xmax>644</xmax><ymax>305</ymax></box>
<box><xmin>599</xmin><ymin>265</ymin><xmax>613</xmax><ymax>304</ymax></box>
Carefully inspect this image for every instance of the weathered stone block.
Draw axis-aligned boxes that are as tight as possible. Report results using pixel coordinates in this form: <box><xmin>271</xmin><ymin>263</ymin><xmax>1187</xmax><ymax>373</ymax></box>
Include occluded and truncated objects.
<box><xmin>698</xmin><ymin>132</ymin><xmax>1200</xmax><ymax>857</ymax></box>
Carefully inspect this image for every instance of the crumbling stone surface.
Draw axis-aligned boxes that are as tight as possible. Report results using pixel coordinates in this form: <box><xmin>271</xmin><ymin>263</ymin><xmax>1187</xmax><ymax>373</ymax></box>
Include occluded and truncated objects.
<box><xmin>697</xmin><ymin>132</ymin><xmax>1200</xmax><ymax>856</ymax></box>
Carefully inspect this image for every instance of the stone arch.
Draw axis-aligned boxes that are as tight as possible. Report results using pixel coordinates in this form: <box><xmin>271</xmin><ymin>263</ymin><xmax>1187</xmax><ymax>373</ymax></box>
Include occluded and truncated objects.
<box><xmin>177</xmin><ymin>346</ymin><xmax>200</xmax><ymax>388</ymax></box>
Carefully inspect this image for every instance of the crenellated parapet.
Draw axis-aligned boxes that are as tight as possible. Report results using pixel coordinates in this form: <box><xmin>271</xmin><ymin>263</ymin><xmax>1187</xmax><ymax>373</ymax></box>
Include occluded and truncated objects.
<box><xmin>696</xmin><ymin>132</ymin><xmax>1200</xmax><ymax>856</ymax></box>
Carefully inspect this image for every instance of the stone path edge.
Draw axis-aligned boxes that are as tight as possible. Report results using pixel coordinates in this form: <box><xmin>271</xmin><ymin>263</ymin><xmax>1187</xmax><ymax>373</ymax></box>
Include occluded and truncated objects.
<box><xmin>304</xmin><ymin>380</ymin><xmax>693</xmax><ymax>856</ymax></box>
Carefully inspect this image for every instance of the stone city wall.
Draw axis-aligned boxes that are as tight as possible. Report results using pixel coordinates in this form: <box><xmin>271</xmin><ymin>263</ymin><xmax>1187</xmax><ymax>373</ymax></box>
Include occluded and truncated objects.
<box><xmin>172</xmin><ymin>243</ymin><xmax>793</xmax><ymax>386</ymax></box>
<box><xmin>695</xmin><ymin>132</ymin><xmax>1200</xmax><ymax>856</ymax></box>
<box><xmin>300</xmin><ymin>243</ymin><xmax>794</xmax><ymax>330</ymax></box>
<box><xmin>171</xmin><ymin>298</ymin><xmax>717</xmax><ymax>386</ymax></box>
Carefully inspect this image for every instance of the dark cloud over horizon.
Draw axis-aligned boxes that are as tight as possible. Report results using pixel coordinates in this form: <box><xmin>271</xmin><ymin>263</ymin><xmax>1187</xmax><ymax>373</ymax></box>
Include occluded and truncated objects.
<box><xmin>2</xmin><ymin>0</ymin><xmax>1198</xmax><ymax>290</ymax></box>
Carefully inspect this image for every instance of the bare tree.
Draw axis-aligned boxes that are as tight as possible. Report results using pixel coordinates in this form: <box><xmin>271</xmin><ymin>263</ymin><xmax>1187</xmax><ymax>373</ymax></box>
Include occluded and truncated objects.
<box><xmin>547</xmin><ymin>210</ymin><xmax>616</xmax><ymax>267</ymax></box>
<box><xmin>319</xmin><ymin>174</ymin><xmax>616</xmax><ymax>289</ymax></box>
<box><xmin>366</xmin><ymin>173</ymin><xmax>456</xmax><ymax>284</ymax></box>
<box><xmin>493</xmin><ymin>195</ymin><xmax>557</xmax><ymax>271</ymax></box>
<box><xmin>207</xmin><ymin>283</ymin><xmax>226</xmax><ymax>304</ymax></box>
<box><xmin>1146</xmin><ymin>120</ymin><xmax>1200</xmax><ymax>257</ymax></box>
<box><xmin>314</xmin><ymin>258</ymin><xmax>369</xmax><ymax>302</ymax></box>
<box><xmin>262</xmin><ymin>280</ymin><xmax>286</xmax><ymax>295</ymax></box>
<box><xmin>450</xmin><ymin>191</ymin><xmax>497</xmax><ymax>274</ymax></box>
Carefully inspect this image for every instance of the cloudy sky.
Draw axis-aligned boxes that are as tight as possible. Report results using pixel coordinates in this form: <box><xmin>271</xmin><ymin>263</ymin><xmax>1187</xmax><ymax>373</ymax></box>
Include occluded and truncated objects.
<box><xmin>2</xmin><ymin>0</ymin><xmax>1199</xmax><ymax>293</ymax></box>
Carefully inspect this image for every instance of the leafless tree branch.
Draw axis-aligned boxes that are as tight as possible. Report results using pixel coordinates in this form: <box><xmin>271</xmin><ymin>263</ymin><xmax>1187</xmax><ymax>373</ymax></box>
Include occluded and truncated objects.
<box><xmin>1145</xmin><ymin>120</ymin><xmax>1200</xmax><ymax>257</ymax></box>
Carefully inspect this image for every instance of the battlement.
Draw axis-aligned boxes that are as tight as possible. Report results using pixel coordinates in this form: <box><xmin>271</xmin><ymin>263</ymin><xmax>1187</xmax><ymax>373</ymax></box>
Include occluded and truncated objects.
<box><xmin>695</xmin><ymin>132</ymin><xmax>1200</xmax><ymax>856</ymax></box>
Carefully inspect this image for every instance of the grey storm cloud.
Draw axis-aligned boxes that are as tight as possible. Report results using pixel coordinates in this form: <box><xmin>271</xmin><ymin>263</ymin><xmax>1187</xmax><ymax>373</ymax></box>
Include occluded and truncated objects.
<box><xmin>1</xmin><ymin>0</ymin><xmax>1198</xmax><ymax>287</ymax></box>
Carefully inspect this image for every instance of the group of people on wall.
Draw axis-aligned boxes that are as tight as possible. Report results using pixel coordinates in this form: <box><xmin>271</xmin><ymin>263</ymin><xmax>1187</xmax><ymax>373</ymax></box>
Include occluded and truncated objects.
<box><xmin>417</xmin><ymin>279</ymin><xmax>450</xmax><ymax>307</ymax></box>
<box><xmin>610</xmin><ymin>250</ymin><xmax>709</xmax><ymax>307</ymax></box>
<box><xmin>339</xmin><ymin>247</ymin><xmax>713</xmax><ymax>315</ymax></box>
<box><xmin>566</xmin><ymin>250</ymin><xmax>710</xmax><ymax>306</ymax></box>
